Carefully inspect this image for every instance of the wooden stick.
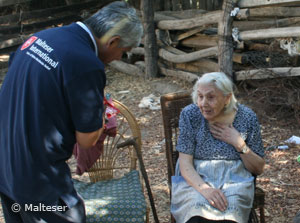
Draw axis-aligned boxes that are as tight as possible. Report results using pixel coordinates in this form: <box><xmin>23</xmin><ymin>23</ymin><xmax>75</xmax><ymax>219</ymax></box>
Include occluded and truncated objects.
<box><xmin>159</xmin><ymin>66</ymin><xmax>199</xmax><ymax>83</ymax></box>
<box><xmin>155</xmin><ymin>9</ymin><xmax>206</xmax><ymax>19</ymax></box>
<box><xmin>176</xmin><ymin>27</ymin><xmax>206</xmax><ymax>41</ymax></box>
<box><xmin>174</xmin><ymin>59</ymin><xmax>219</xmax><ymax>73</ymax></box>
<box><xmin>0</xmin><ymin>0</ymin><xmax>30</xmax><ymax>7</ymax></box>
<box><xmin>157</xmin><ymin>10</ymin><xmax>222</xmax><ymax>30</ymax></box>
<box><xmin>180</xmin><ymin>34</ymin><xmax>218</xmax><ymax>49</ymax></box>
<box><xmin>235</xmin><ymin>67</ymin><xmax>300</xmax><ymax>80</ymax></box>
<box><xmin>109</xmin><ymin>61</ymin><xmax>144</xmax><ymax>77</ymax></box>
<box><xmin>0</xmin><ymin>34</ymin><xmax>32</xmax><ymax>50</ymax></box>
<box><xmin>238</xmin><ymin>0</ymin><xmax>300</xmax><ymax>8</ymax></box>
<box><xmin>239</xmin><ymin>27</ymin><xmax>300</xmax><ymax>40</ymax></box>
<box><xmin>0</xmin><ymin>0</ymin><xmax>109</xmax><ymax>24</ymax></box>
<box><xmin>234</xmin><ymin>17</ymin><xmax>300</xmax><ymax>31</ymax></box>
<box><xmin>249</xmin><ymin>6</ymin><xmax>300</xmax><ymax>17</ymax></box>
<box><xmin>158</xmin><ymin>46</ymin><xmax>218</xmax><ymax>63</ymax></box>
<box><xmin>218</xmin><ymin>0</ymin><xmax>235</xmax><ymax>78</ymax></box>
<box><xmin>1</xmin><ymin>14</ymin><xmax>81</xmax><ymax>35</ymax></box>
<box><xmin>141</xmin><ymin>0</ymin><xmax>158</xmax><ymax>79</ymax></box>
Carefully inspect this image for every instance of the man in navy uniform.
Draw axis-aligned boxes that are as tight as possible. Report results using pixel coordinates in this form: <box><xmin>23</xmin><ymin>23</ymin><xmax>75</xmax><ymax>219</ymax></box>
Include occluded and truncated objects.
<box><xmin>0</xmin><ymin>1</ymin><xmax>143</xmax><ymax>222</ymax></box>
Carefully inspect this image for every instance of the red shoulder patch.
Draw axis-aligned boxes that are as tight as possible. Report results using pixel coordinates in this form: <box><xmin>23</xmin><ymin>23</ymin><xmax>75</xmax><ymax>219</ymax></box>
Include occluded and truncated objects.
<box><xmin>21</xmin><ymin>36</ymin><xmax>38</xmax><ymax>51</ymax></box>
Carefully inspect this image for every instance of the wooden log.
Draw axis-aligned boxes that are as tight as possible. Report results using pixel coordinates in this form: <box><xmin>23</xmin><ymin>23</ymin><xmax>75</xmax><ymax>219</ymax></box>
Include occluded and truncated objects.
<box><xmin>0</xmin><ymin>34</ymin><xmax>31</xmax><ymax>50</ymax></box>
<box><xmin>131</xmin><ymin>46</ymin><xmax>219</xmax><ymax>66</ymax></box>
<box><xmin>157</xmin><ymin>10</ymin><xmax>222</xmax><ymax>30</ymax></box>
<box><xmin>159</xmin><ymin>66</ymin><xmax>199</xmax><ymax>83</ymax></box>
<box><xmin>159</xmin><ymin>46</ymin><xmax>218</xmax><ymax>63</ymax></box>
<box><xmin>235</xmin><ymin>67</ymin><xmax>300</xmax><ymax>80</ymax></box>
<box><xmin>153</xmin><ymin>13</ymin><xmax>177</xmax><ymax>22</ymax></box>
<box><xmin>247</xmin><ymin>42</ymin><xmax>285</xmax><ymax>52</ymax></box>
<box><xmin>0</xmin><ymin>0</ymin><xmax>108</xmax><ymax>25</ymax></box>
<box><xmin>238</xmin><ymin>0</ymin><xmax>300</xmax><ymax>8</ymax></box>
<box><xmin>180</xmin><ymin>34</ymin><xmax>218</xmax><ymax>49</ymax></box>
<box><xmin>218</xmin><ymin>0</ymin><xmax>235</xmax><ymax>78</ymax></box>
<box><xmin>234</xmin><ymin>17</ymin><xmax>300</xmax><ymax>31</ymax></box>
<box><xmin>109</xmin><ymin>61</ymin><xmax>144</xmax><ymax>76</ymax></box>
<box><xmin>156</xmin><ymin>9</ymin><xmax>207</xmax><ymax>19</ymax></box>
<box><xmin>249</xmin><ymin>7</ymin><xmax>300</xmax><ymax>17</ymax></box>
<box><xmin>0</xmin><ymin>0</ymin><xmax>30</xmax><ymax>7</ymax></box>
<box><xmin>130</xmin><ymin>47</ymin><xmax>145</xmax><ymax>55</ymax></box>
<box><xmin>233</xmin><ymin>53</ymin><xmax>249</xmax><ymax>64</ymax></box>
<box><xmin>172</xmin><ymin>0</ymin><xmax>181</xmax><ymax>11</ymax></box>
<box><xmin>0</xmin><ymin>13</ymin><xmax>81</xmax><ymax>35</ymax></box>
<box><xmin>141</xmin><ymin>0</ymin><xmax>158</xmax><ymax>79</ymax></box>
<box><xmin>137</xmin><ymin>11</ymin><xmax>177</xmax><ymax>22</ymax></box>
<box><xmin>239</xmin><ymin>27</ymin><xmax>300</xmax><ymax>40</ymax></box>
<box><xmin>131</xmin><ymin>46</ymin><xmax>183</xmax><ymax>56</ymax></box>
<box><xmin>176</xmin><ymin>27</ymin><xmax>206</xmax><ymax>42</ymax></box>
<box><xmin>175</xmin><ymin>59</ymin><xmax>219</xmax><ymax>73</ymax></box>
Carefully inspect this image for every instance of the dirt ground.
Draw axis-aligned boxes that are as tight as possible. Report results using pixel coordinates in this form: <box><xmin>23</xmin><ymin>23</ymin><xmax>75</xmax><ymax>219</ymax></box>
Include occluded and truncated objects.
<box><xmin>0</xmin><ymin>68</ymin><xmax>300</xmax><ymax>223</ymax></box>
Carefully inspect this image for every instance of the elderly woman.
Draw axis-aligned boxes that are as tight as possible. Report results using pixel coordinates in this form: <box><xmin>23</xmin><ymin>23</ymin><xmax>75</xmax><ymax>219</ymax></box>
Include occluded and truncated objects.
<box><xmin>171</xmin><ymin>72</ymin><xmax>265</xmax><ymax>223</ymax></box>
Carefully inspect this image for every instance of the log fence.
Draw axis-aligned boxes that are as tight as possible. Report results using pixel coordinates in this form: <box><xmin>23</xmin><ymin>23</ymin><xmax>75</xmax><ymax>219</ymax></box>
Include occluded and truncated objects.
<box><xmin>2</xmin><ymin>0</ymin><xmax>300</xmax><ymax>83</ymax></box>
<box><xmin>110</xmin><ymin>0</ymin><xmax>300</xmax><ymax>82</ymax></box>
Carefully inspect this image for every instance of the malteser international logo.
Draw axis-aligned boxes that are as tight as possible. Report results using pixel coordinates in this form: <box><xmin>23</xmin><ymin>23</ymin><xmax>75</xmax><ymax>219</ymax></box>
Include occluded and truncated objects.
<box><xmin>21</xmin><ymin>36</ymin><xmax>38</xmax><ymax>51</ymax></box>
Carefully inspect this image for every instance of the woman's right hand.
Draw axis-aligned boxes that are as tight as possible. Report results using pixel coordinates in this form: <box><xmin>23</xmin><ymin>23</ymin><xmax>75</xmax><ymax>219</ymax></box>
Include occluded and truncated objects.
<box><xmin>199</xmin><ymin>184</ymin><xmax>228</xmax><ymax>212</ymax></box>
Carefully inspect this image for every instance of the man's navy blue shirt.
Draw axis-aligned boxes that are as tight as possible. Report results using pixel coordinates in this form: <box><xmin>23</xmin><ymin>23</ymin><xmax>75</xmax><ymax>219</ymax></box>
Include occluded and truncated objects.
<box><xmin>0</xmin><ymin>23</ymin><xmax>105</xmax><ymax>207</ymax></box>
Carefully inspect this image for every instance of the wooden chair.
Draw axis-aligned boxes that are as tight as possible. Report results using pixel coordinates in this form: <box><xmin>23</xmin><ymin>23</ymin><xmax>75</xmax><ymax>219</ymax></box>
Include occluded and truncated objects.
<box><xmin>160</xmin><ymin>91</ymin><xmax>265</xmax><ymax>223</ymax></box>
<box><xmin>73</xmin><ymin>99</ymin><xmax>158</xmax><ymax>223</ymax></box>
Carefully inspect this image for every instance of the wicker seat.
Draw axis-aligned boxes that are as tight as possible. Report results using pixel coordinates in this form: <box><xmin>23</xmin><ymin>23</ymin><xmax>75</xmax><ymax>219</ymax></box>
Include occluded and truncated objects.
<box><xmin>74</xmin><ymin>99</ymin><xmax>154</xmax><ymax>223</ymax></box>
<box><xmin>160</xmin><ymin>91</ymin><xmax>265</xmax><ymax>223</ymax></box>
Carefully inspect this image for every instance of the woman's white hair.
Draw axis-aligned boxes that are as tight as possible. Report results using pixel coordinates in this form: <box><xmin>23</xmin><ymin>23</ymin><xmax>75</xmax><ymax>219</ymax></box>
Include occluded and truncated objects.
<box><xmin>191</xmin><ymin>72</ymin><xmax>238</xmax><ymax>114</ymax></box>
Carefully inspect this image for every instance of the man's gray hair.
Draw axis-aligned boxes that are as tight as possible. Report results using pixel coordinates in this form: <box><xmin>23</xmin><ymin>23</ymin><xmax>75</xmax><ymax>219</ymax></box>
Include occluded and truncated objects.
<box><xmin>191</xmin><ymin>72</ymin><xmax>238</xmax><ymax>114</ymax></box>
<box><xmin>84</xmin><ymin>1</ymin><xmax>143</xmax><ymax>48</ymax></box>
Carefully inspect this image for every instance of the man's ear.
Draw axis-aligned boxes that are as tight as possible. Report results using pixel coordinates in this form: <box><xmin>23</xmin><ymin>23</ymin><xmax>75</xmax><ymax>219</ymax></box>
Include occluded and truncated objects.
<box><xmin>107</xmin><ymin>36</ymin><xmax>121</xmax><ymax>49</ymax></box>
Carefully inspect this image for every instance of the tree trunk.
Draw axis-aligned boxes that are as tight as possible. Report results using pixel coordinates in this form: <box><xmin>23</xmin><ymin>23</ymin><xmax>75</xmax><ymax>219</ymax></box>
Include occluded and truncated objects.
<box><xmin>164</xmin><ymin>0</ymin><xmax>172</xmax><ymax>11</ymax></box>
<box><xmin>218</xmin><ymin>0</ymin><xmax>235</xmax><ymax>78</ymax></box>
<box><xmin>181</xmin><ymin>0</ymin><xmax>191</xmax><ymax>10</ymax></box>
<box><xmin>141</xmin><ymin>0</ymin><xmax>158</xmax><ymax>79</ymax></box>
<box><xmin>172</xmin><ymin>0</ymin><xmax>181</xmax><ymax>11</ymax></box>
<box><xmin>192</xmin><ymin>0</ymin><xmax>198</xmax><ymax>9</ymax></box>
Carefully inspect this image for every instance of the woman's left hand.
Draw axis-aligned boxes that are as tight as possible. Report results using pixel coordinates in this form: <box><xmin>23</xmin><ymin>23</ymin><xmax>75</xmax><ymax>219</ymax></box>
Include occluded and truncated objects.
<box><xmin>209</xmin><ymin>123</ymin><xmax>244</xmax><ymax>149</ymax></box>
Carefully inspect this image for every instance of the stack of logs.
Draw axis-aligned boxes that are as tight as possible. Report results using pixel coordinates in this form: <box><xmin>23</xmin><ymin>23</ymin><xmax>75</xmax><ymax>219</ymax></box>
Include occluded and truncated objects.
<box><xmin>110</xmin><ymin>0</ymin><xmax>300</xmax><ymax>83</ymax></box>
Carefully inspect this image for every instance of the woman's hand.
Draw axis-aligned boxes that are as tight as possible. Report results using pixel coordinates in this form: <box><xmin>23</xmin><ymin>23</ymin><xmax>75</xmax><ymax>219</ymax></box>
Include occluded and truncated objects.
<box><xmin>199</xmin><ymin>185</ymin><xmax>228</xmax><ymax>212</ymax></box>
<box><xmin>209</xmin><ymin>123</ymin><xmax>244</xmax><ymax>150</ymax></box>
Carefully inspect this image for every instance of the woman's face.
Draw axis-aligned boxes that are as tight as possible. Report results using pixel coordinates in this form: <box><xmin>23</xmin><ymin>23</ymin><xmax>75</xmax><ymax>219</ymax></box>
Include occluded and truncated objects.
<box><xmin>197</xmin><ymin>83</ymin><xmax>231</xmax><ymax>122</ymax></box>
